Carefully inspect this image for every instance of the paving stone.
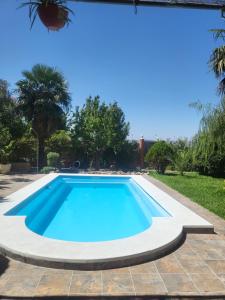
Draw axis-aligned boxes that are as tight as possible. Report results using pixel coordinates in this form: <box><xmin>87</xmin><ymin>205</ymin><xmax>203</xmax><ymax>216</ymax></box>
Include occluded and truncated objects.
<box><xmin>160</xmin><ymin>273</ymin><xmax>198</xmax><ymax>294</ymax></box>
<box><xmin>73</xmin><ymin>269</ymin><xmax>102</xmax><ymax>275</ymax></box>
<box><xmin>217</xmin><ymin>273</ymin><xmax>225</xmax><ymax>284</ymax></box>
<box><xmin>69</xmin><ymin>273</ymin><xmax>102</xmax><ymax>295</ymax></box>
<box><xmin>205</xmin><ymin>240</ymin><xmax>225</xmax><ymax>257</ymax></box>
<box><xmin>178</xmin><ymin>258</ymin><xmax>212</xmax><ymax>274</ymax></box>
<box><xmin>174</xmin><ymin>244</ymin><xmax>200</xmax><ymax>260</ymax></box>
<box><xmin>186</xmin><ymin>233</ymin><xmax>222</xmax><ymax>240</ymax></box>
<box><xmin>102</xmin><ymin>273</ymin><xmax>135</xmax><ymax>295</ymax></box>
<box><xmin>102</xmin><ymin>267</ymin><xmax>130</xmax><ymax>274</ymax></box>
<box><xmin>190</xmin><ymin>273</ymin><xmax>225</xmax><ymax>293</ymax></box>
<box><xmin>155</xmin><ymin>255</ymin><xmax>184</xmax><ymax>273</ymax></box>
<box><xmin>130</xmin><ymin>262</ymin><xmax>157</xmax><ymax>274</ymax></box>
<box><xmin>0</xmin><ymin>272</ymin><xmax>42</xmax><ymax>297</ymax></box>
<box><xmin>132</xmin><ymin>273</ymin><xmax>167</xmax><ymax>294</ymax></box>
<box><xmin>206</xmin><ymin>260</ymin><xmax>225</xmax><ymax>274</ymax></box>
<box><xmin>35</xmin><ymin>271</ymin><xmax>72</xmax><ymax>296</ymax></box>
<box><xmin>188</xmin><ymin>240</ymin><xmax>223</xmax><ymax>259</ymax></box>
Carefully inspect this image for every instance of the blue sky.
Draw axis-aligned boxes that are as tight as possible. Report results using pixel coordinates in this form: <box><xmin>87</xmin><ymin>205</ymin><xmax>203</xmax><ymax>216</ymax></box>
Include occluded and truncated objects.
<box><xmin>0</xmin><ymin>1</ymin><xmax>224</xmax><ymax>140</ymax></box>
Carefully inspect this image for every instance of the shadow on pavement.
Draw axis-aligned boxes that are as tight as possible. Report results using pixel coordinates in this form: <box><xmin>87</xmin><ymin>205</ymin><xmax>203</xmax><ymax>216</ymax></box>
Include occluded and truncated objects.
<box><xmin>0</xmin><ymin>255</ymin><xmax>9</xmax><ymax>278</ymax></box>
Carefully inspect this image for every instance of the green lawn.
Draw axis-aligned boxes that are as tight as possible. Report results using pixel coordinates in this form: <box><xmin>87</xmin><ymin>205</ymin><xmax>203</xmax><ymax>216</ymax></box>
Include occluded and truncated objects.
<box><xmin>149</xmin><ymin>171</ymin><xmax>225</xmax><ymax>220</ymax></box>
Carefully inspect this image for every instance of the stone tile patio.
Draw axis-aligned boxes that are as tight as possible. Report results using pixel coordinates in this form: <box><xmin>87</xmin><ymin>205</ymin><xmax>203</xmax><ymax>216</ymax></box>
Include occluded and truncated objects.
<box><xmin>0</xmin><ymin>173</ymin><xmax>225</xmax><ymax>299</ymax></box>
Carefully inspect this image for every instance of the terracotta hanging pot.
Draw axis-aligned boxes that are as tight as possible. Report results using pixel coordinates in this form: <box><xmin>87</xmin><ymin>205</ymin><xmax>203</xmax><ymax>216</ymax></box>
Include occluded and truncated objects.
<box><xmin>37</xmin><ymin>3</ymin><xmax>68</xmax><ymax>31</ymax></box>
<box><xmin>20</xmin><ymin>0</ymin><xmax>73</xmax><ymax>31</ymax></box>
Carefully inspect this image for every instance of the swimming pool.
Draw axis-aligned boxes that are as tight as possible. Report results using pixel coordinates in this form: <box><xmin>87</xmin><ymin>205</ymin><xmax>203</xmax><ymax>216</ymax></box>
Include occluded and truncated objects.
<box><xmin>6</xmin><ymin>176</ymin><xmax>169</xmax><ymax>242</ymax></box>
<box><xmin>0</xmin><ymin>174</ymin><xmax>213</xmax><ymax>269</ymax></box>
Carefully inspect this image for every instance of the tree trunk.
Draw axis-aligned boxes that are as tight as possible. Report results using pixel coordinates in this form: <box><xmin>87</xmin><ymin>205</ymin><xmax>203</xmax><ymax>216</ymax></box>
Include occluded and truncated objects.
<box><xmin>94</xmin><ymin>152</ymin><xmax>101</xmax><ymax>170</ymax></box>
<box><xmin>38</xmin><ymin>137</ymin><xmax>45</xmax><ymax>169</ymax></box>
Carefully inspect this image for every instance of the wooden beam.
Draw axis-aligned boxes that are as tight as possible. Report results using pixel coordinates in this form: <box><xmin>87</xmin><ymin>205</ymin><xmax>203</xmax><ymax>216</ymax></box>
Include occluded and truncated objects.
<box><xmin>71</xmin><ymin>0</ymin><xmax>225</xmax><ymax>10</ymax></box>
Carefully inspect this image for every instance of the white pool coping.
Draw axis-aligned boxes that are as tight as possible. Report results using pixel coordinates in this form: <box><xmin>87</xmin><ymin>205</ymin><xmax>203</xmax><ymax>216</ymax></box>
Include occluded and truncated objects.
<box><xmin>0</xmin><ymin>174</ymin><xmax>213</xmax><ymax>269</ymax></box>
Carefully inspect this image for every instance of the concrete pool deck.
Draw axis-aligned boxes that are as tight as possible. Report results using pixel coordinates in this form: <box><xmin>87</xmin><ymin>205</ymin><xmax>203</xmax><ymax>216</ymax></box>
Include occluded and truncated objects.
<box><xmin>0</xmin><ymin>174</ymin><xmax>213</xmax><ymax>269</ymax></box>
<box><xmin>0</xmin><ymin>173</ymin><xmax>225</xmax><ymax>298</ymax></box>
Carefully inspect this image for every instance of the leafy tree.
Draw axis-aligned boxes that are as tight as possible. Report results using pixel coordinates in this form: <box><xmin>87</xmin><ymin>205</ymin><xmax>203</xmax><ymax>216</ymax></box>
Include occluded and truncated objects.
<box><xmin>16</xmin><ymin>64</ymin><xmax>71</xmax><ymax>168</ymax></box>
<box><xmin>145</xmin><ymin>140</ymin><xmax>174</xmax><ymax>174</ymax></box>
<box><xmin>70</xmin><ymin>96</ymin><xmax>129</xmax><ymax>169</ymax></box>
<box><xmin>7</xmin><ymin>132</ymin><xmax>36</xmax><ymax>163</ymax></box>
<box><xmin>171</xmin><ymin>138</ymin><xmax>192</xmax><ymax>175</ymax></box>
<box><xmin>209</xmin><ymin>30</ymin><xmax>225</xmax><ymax>95</ymax></box>
<box><xmin>191</xmin><ymin>98</ymin><xmax>225</xmax><ymax>177</ymax></box>
<box><xmin>174</xmin><ymin>150</ymin><xmax>191</xmax><ymax>176</ymax></box>
<box><xmin>0</xmin><ymin>80</ymin><xmax>27</xmax><ymax>163</ymax></box>
<box><xmin>46</xmin><ymin>130</ymin><xmax>72</xmax><ymax>163</ymax></box>
<box><xmin>0</xmin><ymin>80</ymin><xmax>26</xmax><ymax>140</ymax></box>
<box><xmin>188</xmin><ymin>31</ymin><xmax>225</xmax><ymax>177</ymax></box>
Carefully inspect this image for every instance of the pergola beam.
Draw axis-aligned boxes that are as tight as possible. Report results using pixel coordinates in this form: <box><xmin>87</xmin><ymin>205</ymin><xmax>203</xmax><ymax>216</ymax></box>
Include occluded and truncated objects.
<box><xmin>72</xmin><ymin>0</ymin><xmax>225</xmax><ymax>10</ymax></box>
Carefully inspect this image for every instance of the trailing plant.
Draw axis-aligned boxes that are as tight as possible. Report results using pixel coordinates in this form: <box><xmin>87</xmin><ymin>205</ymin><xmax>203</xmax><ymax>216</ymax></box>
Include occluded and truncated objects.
<box><xmin>20</xmin><ymin>0</ymin><xmax>73</xmax><ymax>30</ymax></box>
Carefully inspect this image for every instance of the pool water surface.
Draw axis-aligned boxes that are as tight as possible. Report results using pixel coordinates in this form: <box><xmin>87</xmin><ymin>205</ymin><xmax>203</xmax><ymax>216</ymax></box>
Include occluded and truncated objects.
<box><xmin>6</xmin><ymin>176</ymin><xmax>169</xmax><ymax>242</ymax></box>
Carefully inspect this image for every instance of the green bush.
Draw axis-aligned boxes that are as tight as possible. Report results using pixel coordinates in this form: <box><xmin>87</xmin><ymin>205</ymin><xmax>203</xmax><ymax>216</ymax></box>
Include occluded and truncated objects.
<box><xmin>40</xmin><ymin>166</ymin><xmax>56</xmax><ymax>174</ymax></box>
<box><xmin>145</xmin><ymin>141</ymin><xmax>174</xmax><ymax>174</ymax></box>
<box><xmin>46</xmin><ymin>130</ymin><xmax>72</xmax><ymax>160</ymax></box>
<box><xmin>47</xmin><ymin>152</ymin><xmax>60</xmax><ymax>167</ymax></box>
<box><xmin>174</xmin><ymin>149</ymin><xmax>191</xmax><ymax>175</ymax></box>
<box><xmin>0</xmin><ymin>149</ymin><xmax>10</xmax><ymax>164</ymax></box>
<box><xmin>170</xmin><ymin>139</ymin><xmax>192</xmax><ymax>175</ymax></box>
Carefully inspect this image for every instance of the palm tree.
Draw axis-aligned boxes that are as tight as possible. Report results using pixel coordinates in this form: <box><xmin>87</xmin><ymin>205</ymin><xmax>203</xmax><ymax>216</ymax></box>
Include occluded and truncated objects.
<box><xmin>16</xmin><ymin>64</ymin><xmax>71</xmax><ymax>168</ymax></box>
<box><xmin>209</xmin><ymin>30</ymin><xmax>225</xmax><ymax>95</ymax></box>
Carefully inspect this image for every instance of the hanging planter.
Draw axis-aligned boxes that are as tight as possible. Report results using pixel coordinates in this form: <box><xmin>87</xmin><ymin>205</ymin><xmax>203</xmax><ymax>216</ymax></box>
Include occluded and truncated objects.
<box><xmin>20</xmin><ymin>0</ymin><xmax>73</xmax><ymax>31</ymax></box>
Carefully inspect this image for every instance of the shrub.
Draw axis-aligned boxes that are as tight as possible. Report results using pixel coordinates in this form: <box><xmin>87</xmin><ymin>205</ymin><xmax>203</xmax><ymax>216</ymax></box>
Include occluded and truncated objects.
<box><xmin>170</xmin><ymin>138</ymin><xmax>192</xmax><ymax>175</ymax></box>
<box><xmin>46</xmin><ymin>130</ymin><xmax>72</xmax><ymax>160</ymax></box>
<box><xmin>7</xmin><ymin>134</ymin><xmax>36</xmax><ymax>163</ymax></box>
<box><xmin>40</xmin><ymin>166</ymin><xmax>56</xmax><ymax>174</ymax></box>
<box><xmin>47</xmin><ymin>152</ymin><xmax>60</xmax><ymax>167</ymax></box>
<box><xmin>0</xmin><ymin>149</ymin><xmax>10</xmax><ymax>164</ymax></box>
<box><xmin>174</xmin><ymin>149</ymin><xmax>191</xmax><ymax>175</ymax></box>
<box><xmin>145</xmin><ymin>140</ymin><xmax>174</xmax><ymax>174</ymax></box>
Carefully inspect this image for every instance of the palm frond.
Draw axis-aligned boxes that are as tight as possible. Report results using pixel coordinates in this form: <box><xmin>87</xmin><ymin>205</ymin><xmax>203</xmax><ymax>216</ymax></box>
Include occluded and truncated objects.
<box><xmin>210</xmin><ymin>29</ymin><xmax>225</xmax><ymax>41</ymax></box>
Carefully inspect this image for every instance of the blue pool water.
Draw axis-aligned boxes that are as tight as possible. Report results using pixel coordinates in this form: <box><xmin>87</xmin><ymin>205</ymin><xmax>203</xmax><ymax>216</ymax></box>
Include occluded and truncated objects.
<box><xmin>6</xmin><ymin>176</ymin><xmax>169</xmax><ymax>242</ymax></box>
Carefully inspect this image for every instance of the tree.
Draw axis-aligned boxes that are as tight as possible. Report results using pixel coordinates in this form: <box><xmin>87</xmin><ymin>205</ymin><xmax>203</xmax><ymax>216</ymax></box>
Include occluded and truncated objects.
<box><xmin>174</xmin><ymin>150</ymin><xmax>191</xmax><ymax>176</ymax></box>
<box><xmin>171</xmin><ymin>138</ymin><xmax>192</xmax><ymax>175</ymax></box>
<box><xmin>0</xmin><ymin>80</ymin><xmax>27</xmax><ymax>163</ymax></box>
<box><xmin>209</xmin><ymin>30</ymin><xmax>225</xmax><ymax>95</ymax></box>
<box><xmin>46</xmin><ymin>130</ymin><xmax>72</xmax><ymax>164</ymax></box>
<box><xmin>16</xmin><ymin>64</ymin><xmax>71</xmax><ymax>168</ymax></box>
<box><xmin>187</xmin><ymin>31</ymin><xmax>225</xmax><ymax>177</ymax></box>
<box><xmin>70</xmin><ymin>96</ymin><xmax>129</xmax><ymax>169</ymax></box>
<box><xmin>6</xmin><ymin>128</ymin><xmax>37</xmax><ymax>164</ymax></box>
<box><xmin>187</xmin><ymin>30</ymin><xmax>225</xmax><ymax>177</ymax></box>
<box><xmin>145</xmin><ymin>140</ymin><xmax>174</xmax><ymax>174</ymax></box>
<box><xmin>190</xmin><ymin>98</ymin><xmax>225</xmax><ymax>177</ymax></box>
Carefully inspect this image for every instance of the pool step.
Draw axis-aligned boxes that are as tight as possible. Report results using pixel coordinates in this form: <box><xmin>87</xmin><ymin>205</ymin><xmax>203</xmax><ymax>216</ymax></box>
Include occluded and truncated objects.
<box><xmin>5</xmin><ymin>181</ymin><xmax>61</xmax><ymax>217</ymax></box>
<box><xmin>26</xmin><ymin>184</ymin><xmax>72</xmax><ymax>234</ymax></box>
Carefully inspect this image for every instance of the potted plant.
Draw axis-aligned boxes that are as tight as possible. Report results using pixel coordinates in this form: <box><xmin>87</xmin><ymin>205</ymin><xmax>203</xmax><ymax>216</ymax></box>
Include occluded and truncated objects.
<box><xmin>20</xmin><ymin>0</ymin><xmax>73</xmax><ymax>31</ymax></box>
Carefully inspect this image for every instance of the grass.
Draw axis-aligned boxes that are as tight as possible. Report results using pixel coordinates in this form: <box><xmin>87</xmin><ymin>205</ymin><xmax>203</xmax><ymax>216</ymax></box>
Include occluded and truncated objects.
<box><xmin>149</xmin><ymin>171</ymin><xmax>225</xmax><ymax>220</ymax></box>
